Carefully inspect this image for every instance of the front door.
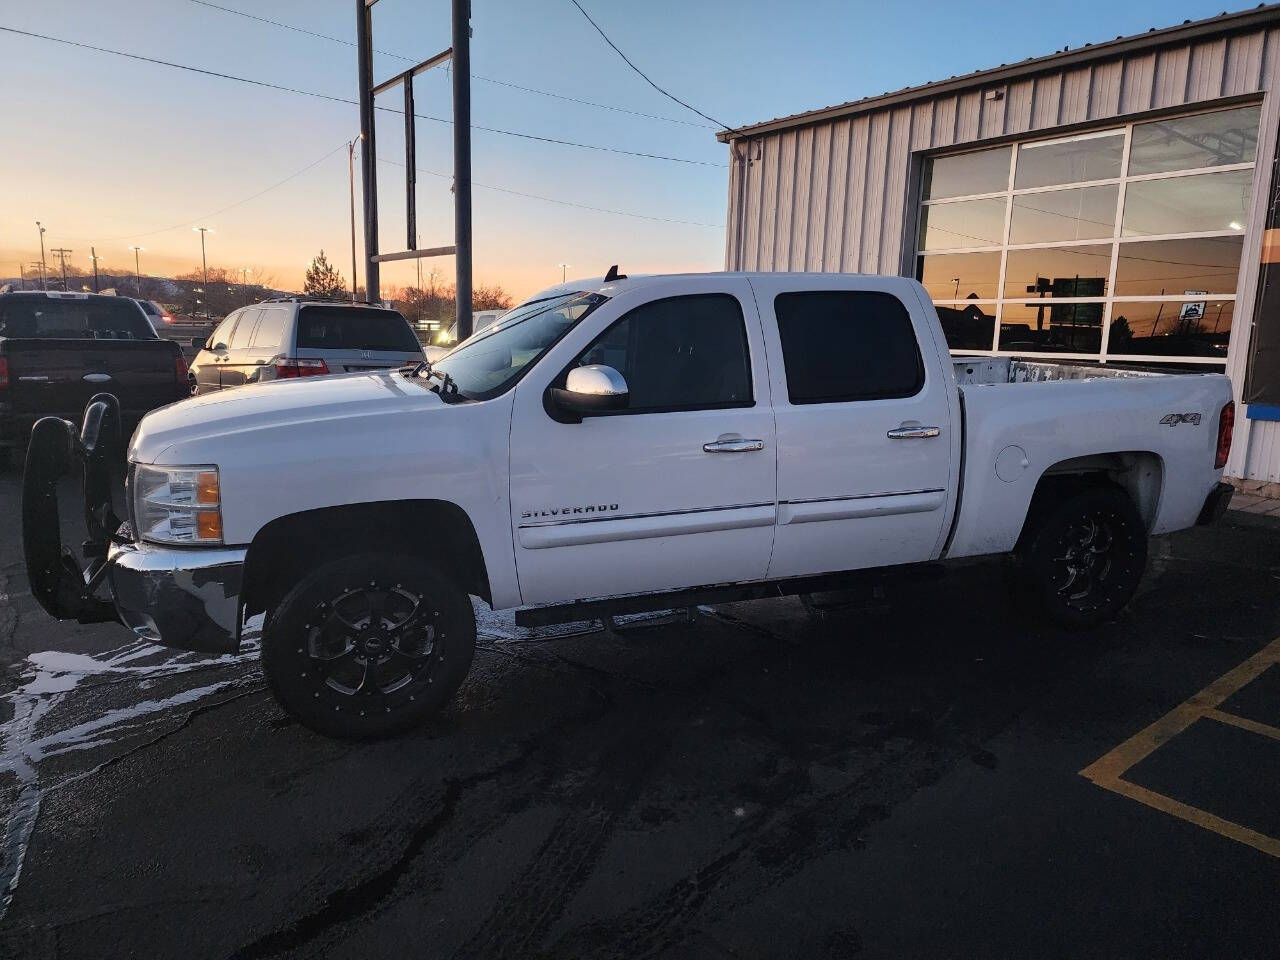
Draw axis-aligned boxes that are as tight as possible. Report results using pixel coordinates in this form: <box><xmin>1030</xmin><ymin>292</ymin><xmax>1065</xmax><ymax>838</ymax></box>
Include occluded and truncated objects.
<box><xmin>218</xmin><ymin>307</ymin><xmax>263</xmax><ymax>389</ymax></box>
<box><xmin>750</xmin><ymin>276</ymin><xmax>959</xmax><ymax>579</ymax></box>
<box><xmin>509</xmin><ymin>278</ymin><xmax>777</xmax><ymax>605</ymax></box>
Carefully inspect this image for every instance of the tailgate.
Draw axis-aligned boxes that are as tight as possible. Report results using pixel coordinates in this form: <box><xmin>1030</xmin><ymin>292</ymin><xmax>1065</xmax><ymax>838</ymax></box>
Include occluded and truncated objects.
<box><xmin>3</xmin><ymin>338</ymin><xmax>182</xmax><ymax>415</ymax></box>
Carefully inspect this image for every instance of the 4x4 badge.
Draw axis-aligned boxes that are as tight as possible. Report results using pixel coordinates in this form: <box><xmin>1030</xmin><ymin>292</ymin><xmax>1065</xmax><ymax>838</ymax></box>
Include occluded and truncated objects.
<box><xmin>1159</xmin><ymin>412</ymin><xmax>1202</xmax><ymax>426</ymax></box>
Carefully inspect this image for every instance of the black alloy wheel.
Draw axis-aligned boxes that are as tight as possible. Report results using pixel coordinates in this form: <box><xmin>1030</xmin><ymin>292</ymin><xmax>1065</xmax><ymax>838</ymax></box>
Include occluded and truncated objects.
<box><xmin>262</xmin><ymin>553</ymin><xmax>476</xmax><ymax>738</ymax></box>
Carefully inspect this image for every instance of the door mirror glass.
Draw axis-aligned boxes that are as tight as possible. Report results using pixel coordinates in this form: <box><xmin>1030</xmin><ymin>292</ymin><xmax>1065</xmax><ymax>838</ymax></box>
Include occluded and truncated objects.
<box><xmin>551</xmin><ymin>364</ymin><xmax>629</xmax><ymax>418</ymax></box>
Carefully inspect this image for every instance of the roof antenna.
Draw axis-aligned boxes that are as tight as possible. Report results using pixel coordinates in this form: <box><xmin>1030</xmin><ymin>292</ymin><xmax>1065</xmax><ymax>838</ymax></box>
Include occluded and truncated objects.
<box><xmin>604</xmin><ymin>264</ymin><xmax>627</xmax><ymax>282</ymax></box>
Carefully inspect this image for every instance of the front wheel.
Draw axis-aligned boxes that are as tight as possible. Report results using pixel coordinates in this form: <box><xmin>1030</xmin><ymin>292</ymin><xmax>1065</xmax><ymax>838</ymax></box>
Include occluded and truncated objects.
<box><xmin>1009</xmin><ymin>485</ymin><xmax>1147</xmax><ymax>629</ymax></box>
<box><xmin>261</xmin><ymin>552</ymin><xmax>476</xmax><ymax>738</ymax></box>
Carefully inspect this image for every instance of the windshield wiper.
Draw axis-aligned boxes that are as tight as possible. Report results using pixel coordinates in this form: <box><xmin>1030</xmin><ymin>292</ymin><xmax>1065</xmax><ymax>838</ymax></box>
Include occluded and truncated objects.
<box><xmin>404</xmin><ymin>357</ymin><xmax>464</xmax><ymax>403</ymax></box>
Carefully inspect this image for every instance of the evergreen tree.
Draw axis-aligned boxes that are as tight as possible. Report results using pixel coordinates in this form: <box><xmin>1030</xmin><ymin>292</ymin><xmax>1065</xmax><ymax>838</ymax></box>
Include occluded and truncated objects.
<box><xmin>303</xmin><ymin>250</ymin><xmax>346</xmax><ymax>299</ymax></box>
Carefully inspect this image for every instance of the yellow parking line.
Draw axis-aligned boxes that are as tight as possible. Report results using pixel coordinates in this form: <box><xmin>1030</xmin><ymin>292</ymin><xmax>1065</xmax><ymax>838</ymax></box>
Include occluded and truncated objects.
<box><xmin>1205</xmin><ymin>708</ymin><xmax>1280</xmax><ymax>743</ymax></box>
<box><xmin>1080</xmin><ymin>636</ymin><xmax>1280</xmax><ymax>858</ymax></box>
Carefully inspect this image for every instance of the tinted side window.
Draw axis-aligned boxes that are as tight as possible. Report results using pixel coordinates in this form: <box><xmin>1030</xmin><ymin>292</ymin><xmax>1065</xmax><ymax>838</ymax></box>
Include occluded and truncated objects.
<box><xmin>570</xmin><ymin>294</ymin><xmax>752</xmax><ymax>413</ymax></box>
<box><xmin>296</xmin><ymin>306</ymin><xmax>419</xmax><ymax>352</ymax></box>
<box><xmin>210</xmin><ymin>312</ymin><xmax>238</xmax><ymax>348</ymax></box>
<box><xmin>230</xmin><ymin>309</ymin><xmax>260</xmax><ymax>349</ymax></box>
<box><xmin>774</xmin><ymin>291</ymin><xmax>924</xmax><ymax>404</ymax></box>
<box><xmin>251</xmin><ymin>308</ymin><xmax>290</xmax><ymax>349</ymax></box>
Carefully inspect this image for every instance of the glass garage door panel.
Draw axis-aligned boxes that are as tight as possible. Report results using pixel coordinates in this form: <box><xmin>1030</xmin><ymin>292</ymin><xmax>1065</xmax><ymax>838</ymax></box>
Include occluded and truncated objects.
<box><xmin>1009</xmin><ymin>185</ymin><xmax>1118</xmax><ymax>244</ymax></box>
<box><xmin>998</xmin><ymin>301</ymin><xmax>1104</xmax><ymax>354</ymax></box>
<box><xmin>1121</xmin><ymin>169</ymin><xmax>1253</xmax><ymax>237</ymax></box>
<box><xmin>1113</xmin><ymin>237</ymin><xmax>1244</xmax><ymax>297</ymax></box>
<box><xmin>923</xmin><ymin>146</ymin><xmax>1011</xmax><ymax>199</ymax></box>
<box><xmin>1015</xmin><ymin>132</ymin><xmax>1124</xmax><ymax>189</ymax></box>
<box><xmin>1107</xmin><ymin>300</ymin><xmax>1234</xmax><ymax>359</ymax></box>
<box><xmin>919</xmin><ymin>198</ymin><xmax>1007</xmax><ymax>250</ymax></box>
<box><xmin>1003</xmin><ymin>245</ymin><xmax>1112</xmax><ymax>299</ymax></box>
<box><xmin>917</xmin><ymin>252</ymin><xmax>1002</xmax><ymax>300</ymax></box>
<box><xmin>1128</xmin><ymin>105</ymin><xmax>1261</xmax><ymax>176</ymax></box>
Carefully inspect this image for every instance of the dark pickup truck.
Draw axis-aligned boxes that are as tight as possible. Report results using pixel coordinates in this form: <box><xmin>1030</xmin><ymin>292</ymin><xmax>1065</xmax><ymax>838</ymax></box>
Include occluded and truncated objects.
<box><xmin>0</xmin><ymin>291</ymin><xmax>189</xmax><ymax>465</ymax></box>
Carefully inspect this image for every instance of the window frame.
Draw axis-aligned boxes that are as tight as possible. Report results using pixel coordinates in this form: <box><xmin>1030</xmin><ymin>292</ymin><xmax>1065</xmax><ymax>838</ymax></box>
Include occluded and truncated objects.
<box><xmin>551</xmin><ymin>292</ymin><xmax>756</xmax><ymax>417</ymax></box>
<box><xmin>773</xmin><ymin>290</ymin><xmax>926</xmax><ymax>405</ymax></box>
<box><xmin>915</xmin><ymin>101</ymin><xmax>1261</xmax><ymax>367</ymax></box>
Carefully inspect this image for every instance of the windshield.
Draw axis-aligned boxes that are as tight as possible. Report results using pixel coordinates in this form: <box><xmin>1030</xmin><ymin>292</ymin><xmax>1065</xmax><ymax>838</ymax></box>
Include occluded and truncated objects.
<box><xmin>0</xmin><ymin>297</ymin><xmax>156</xmax><ymax>340</ymax></box>
<box><xmin>432</xmin><ymin>292</ymin><xmax>606</xmax><ymax>400</ymax></box>
<box><xmin>296</xmin><ymin>306</ymin><xmax>421</xmax><ymax>352</ymax></box>
<box><xmin>135</xmin><ymin>300</ymin><xmax>160</xmax><ymax>316</ymax></box>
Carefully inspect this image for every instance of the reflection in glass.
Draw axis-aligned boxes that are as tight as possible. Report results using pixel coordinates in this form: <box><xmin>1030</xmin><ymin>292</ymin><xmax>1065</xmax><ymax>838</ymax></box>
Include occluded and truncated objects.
<box><xmin>998</xmin><ymin>301</ymin><xmax>1104</xmax><ymax>353</ymax></box>
<box><xmin>1003</xmin><ymin>245</ymin><xmax>1111</xmax><ymax>299</ymax></box>
<box><xmin>1128</xmin><ymin>105</ymin><xmax>1261</xmax><ymax>175</ymax></box>
<box><xmin>917</xmin><ymin>252</ymin><xmax>1002</xmax><ymax>300</ymax></box>
<box><xmin>1121</xmin><ymin>169</ymin><xmax>1252</xmax><ymax>237</ymax></box>
<box><xmin>934</xmin><ymin>302</ymin><xmax>996</xmax><ymax>350</ymax></box>
<box><xmin>1015</xmin><ymin>132</ymin><xmax>1124</xmax><ymax>189</ymax></box>
<box><xmin>919</xmin><ymin>197</ymin><xmax>1007</xmax><ymax>250</ymax></box>
<box><xmin>1113</xmin><ymin>236</ymin><xmax>1243</xmax><ymax>296</ymax></box>
<box><xmin>1107</xmin><ymin>300</ymin><xmax>1233</xmax><ymax>358</ymax></box>
<box><xmin>923</xmin><ymin>146</ymin><xmax>1011</xmax><ymax>199</ymax></box>
<box><xmin>1009</xmin><ymin>185</ymin><xmax>1118</xmax><ymax>243</ymax></box>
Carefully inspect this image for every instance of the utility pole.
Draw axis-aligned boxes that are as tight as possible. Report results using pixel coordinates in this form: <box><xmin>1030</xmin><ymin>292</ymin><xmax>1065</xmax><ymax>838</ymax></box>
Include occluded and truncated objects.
<box><xmin>35</xmin><ymin>221</ymin><xmax>47</xmax><ymax>289</ymax></box>
<box><xmin>452</xmin><ymin>0</ymin><xmax>473</xmax><ymax>342</ymax></box>
<box><xmin>129</xmin><ymin>245</ymin><xmax>144</xmax><ymax>295</ymax></box>
<box><xmin>89</xmin><ymin>248</ymin><xmax>102</xmax><ymax>292</ymax></box>
<box><xmin>348</xmin><ymin>136</ymin><xmax>360</xmax><ymax>303</ymax></box>
<box><xmin>559</xmin><ymin>263</ymin><xmax>570</xmax><ymax>284</ymax></box>
<box><xmin>355</xmin><ymin>1</ymin><xmax>379</xmax><ymax>303</ymax></box>
<box><xmin>193</xmin><ymin>227</ymin><xmax>212</xmax><ymax>319</ymax></box>
<box><xmin>50</xmin><ymin>248</ymin><xmax>73</xmax><ymax>290</ymax></box>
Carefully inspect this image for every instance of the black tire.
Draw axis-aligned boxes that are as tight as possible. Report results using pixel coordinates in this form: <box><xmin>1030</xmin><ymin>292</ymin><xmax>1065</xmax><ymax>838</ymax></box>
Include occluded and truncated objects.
<box><xmin>1009</xmin><ymin>485</ymin><xmax>1147</xmax><ymax>629</ymax></box>
<box><xmin>261</xmin><ymin>552</ymin><xmax>476</xmax><ymax>738</ymax></box>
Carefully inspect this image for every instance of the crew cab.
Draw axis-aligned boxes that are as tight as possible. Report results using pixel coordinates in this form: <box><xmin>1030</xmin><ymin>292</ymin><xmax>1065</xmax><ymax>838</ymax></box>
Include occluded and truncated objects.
<box><xmin>188</xmin><ymin>297</ymin><xmax>423</xmax><ymax>394</ymax></box>
<box><xmin>23</xmin><ymin>272</ymin><xmax>1235</xmax><ymax>738</ymax></box>
<box><xmin>0</xmin><ymin>291</ymin><xmax>188</xmax><ymax>466</ymax></box>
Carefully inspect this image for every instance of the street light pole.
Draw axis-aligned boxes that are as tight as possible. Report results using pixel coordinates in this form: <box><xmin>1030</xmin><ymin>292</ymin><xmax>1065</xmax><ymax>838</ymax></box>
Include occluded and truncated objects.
<box><xmin>89</xmin><ymin>248</ymin><xmax>102</xmax><ymax>292</ymax></box>
<box><xmin>558</xmin><ymin>263</ymin><xmax>570</xmax><ymax>284</ymax></box>
<box><xmin>193</xmin><ymin>227</ymin><xmax>212</xmax><ymax>319</ymax></box>
<box><xmin>129</xmin><ymin>245</ymin><xmax>144</xmax><ymax>295</ymax></box>
<box><xmin>35</xmin><ymin>221</ymin><xmax>47</xmax><ymax>290</ymax></box>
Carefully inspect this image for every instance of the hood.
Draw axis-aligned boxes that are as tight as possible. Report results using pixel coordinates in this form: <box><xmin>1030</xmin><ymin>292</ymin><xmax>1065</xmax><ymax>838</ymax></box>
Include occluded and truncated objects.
<box><xmin>130</xmin><ymin>370</ymin><xmax>443</xmax><ymax>464</ymax></box>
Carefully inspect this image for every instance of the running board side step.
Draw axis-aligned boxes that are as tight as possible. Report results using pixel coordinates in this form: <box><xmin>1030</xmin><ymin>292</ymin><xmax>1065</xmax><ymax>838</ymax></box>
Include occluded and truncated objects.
<box><xmin>514</xmin><ymin>563</ymin><xmax>944</xmax><ymax>629</ymax></box>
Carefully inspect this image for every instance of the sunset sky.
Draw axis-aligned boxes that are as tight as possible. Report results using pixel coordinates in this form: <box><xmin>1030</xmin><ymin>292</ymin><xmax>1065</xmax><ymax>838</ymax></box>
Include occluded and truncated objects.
<box><xmin>0</xmin><ymin>0</ymin><xmax>1248</xmax><ymax>302</ymax></box>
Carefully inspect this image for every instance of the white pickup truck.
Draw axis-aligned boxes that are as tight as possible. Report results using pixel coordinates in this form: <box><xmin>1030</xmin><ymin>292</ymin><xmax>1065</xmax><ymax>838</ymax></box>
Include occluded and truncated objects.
<box><xmin>23</xmin><ymin>272</ymin><xmax>1235</xmax><ymax>738</ymax></box>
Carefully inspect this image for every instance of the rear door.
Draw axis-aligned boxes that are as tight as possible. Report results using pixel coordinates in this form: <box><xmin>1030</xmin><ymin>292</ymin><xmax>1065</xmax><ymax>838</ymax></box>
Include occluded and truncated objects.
<box><xmin>219</xmin><ymin>307</ymin><xmax>262</xmax><ymax>389</ymax></box>
<box><xmin>750</xmin><ymin>276</ymin><xmax>957</xmax><ymax>579</ymax></box>
<box><xmin>294</xmin><ymin>305</ymin><xmax>423</xmax><ymax>372</ymax></box>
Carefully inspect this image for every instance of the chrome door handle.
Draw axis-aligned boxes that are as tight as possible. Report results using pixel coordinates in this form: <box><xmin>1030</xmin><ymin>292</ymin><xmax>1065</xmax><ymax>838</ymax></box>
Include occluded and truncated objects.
<box><xmin>703</xmin><ymin>438</ymin><xmax>765</xmax><ymax>453</ymax></box>
<box><xmin>887</xmin><ymin>425</ymin><xmax>940</xmax><ymax>439</ymax></box>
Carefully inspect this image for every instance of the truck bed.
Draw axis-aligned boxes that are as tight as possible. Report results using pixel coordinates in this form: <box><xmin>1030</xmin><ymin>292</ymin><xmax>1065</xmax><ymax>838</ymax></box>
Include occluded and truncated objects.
<box><xmin>952</xmin><ymin>356</ymin><xmax>1176</xmax><ymax>386</ymax></box>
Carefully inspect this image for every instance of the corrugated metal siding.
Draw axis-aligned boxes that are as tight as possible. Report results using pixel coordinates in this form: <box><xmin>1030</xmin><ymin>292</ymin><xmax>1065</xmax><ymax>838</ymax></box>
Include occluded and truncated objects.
<box><xmin>724</xmin><ymin>23</ymin><xmax>1280</xmax><ymax>481</ymax></box>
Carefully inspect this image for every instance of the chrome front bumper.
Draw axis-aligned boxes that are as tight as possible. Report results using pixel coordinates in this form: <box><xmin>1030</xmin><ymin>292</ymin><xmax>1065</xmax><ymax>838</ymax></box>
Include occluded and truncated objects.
<box><xmin>107</xmin><ymin>541</ymin><xmax>247</xmax><ymax>654</ymax></box>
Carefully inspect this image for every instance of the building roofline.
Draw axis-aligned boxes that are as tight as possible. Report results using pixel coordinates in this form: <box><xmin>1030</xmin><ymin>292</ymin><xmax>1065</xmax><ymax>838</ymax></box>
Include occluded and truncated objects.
<box><xmin>716</xmin><ymin>4</ymin><xmax>1280</xmax><ymax>142</ymax></box>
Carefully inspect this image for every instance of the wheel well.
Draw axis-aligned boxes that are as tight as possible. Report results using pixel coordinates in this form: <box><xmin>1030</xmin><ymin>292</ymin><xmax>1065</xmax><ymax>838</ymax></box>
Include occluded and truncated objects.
<box><xmin>242</xmin><ymin>500</ymin><xmax>491</xmax><ymax>619</ymax></box>
<box><xmin>1024</xmin><ymin>451</ymin><xmax>1163</xmax><ymax>534</ymax></box>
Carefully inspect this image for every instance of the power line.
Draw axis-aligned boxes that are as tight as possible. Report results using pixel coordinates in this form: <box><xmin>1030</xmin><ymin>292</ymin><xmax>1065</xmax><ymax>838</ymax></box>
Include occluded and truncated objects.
<box><xmin>568</xmin><ymin>0</ymin><xmax>734</xmax><ymax>132</ymax></box>
<box><xmin>379</xmin><ymin>157</ymin><xmax>723</xmax><ymax>228</ymax></box>
<box><xmin>0</xmin><ymin>25</ymin><xmax>724</xmax><ymax>167</ymax></box>
<box><xmin>56</xmin><ymin>142</ymin><xmax>350</xmax><ymax>243</ymax></box>
<box><xmin>185</xmin><ymin>0</ymin><xmax>713</xmax><ymax>128</ymax></box>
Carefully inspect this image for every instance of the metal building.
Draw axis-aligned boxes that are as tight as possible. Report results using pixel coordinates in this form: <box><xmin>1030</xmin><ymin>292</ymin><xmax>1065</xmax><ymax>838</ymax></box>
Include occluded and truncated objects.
<box><xmin>719</xmin><ymin>5</ymin><xmax>1280</xmax><ymax>487</ymax></box>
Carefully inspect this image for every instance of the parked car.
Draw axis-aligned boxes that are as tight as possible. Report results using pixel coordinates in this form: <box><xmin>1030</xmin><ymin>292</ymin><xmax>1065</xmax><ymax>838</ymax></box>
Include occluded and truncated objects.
<box><xmin>187</xmin><ymin>297</ymin><xmax>424</xmax><ymax>394</ymax></box>
<box><xmin>133</xmin><ymin>298</ymin><xmax>175</xmax><ymax>326</ymax></box>
<box><xmin>424</xmin><ymin>308</ymin><xmax>505</xmax><ymax>362</ymax></box>
<box><xmin>24</xmin><ymin>272</ymin><xmax>1235</xmax><ymax>738</ymax></box>
<box><xmin>0</xmin><ymin>291</ymin><xmax>188</xmax><ymax>466</ymax></box>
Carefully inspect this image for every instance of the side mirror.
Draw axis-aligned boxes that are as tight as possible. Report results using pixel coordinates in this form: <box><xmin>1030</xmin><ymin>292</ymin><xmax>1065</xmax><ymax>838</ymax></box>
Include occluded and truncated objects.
<box><xmin>549</xmin><ymin>365</ymin><xmax>629</xmax><ymax>421</ymax></box>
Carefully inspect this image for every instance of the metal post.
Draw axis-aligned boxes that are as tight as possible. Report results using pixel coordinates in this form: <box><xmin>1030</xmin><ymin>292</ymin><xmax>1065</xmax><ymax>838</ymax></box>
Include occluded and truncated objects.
<box><xmin>90</xmin><ymin>247</ymin><xmax>100</xmax><ymax>292</ymax></box>
<box><xmin>51</xmin><ymin>248</ymin><xmax>72</xmax><ymax>289</ymax></box>
<box><xmin>452</xmin><ymin>0</ymin><xmax>473</xmax><ymax>341</ymax></box>
<box><xmin>35</xmin><ymin>221</ymin><xmax>47</xmax><ymax>290</ymax></box>
<box><xmin>18</xmin><ymin>262</ymin><xmax>24</xmax><ymax>291</ymax></box>
<box><xmin>194</xmin><ymin>227</ymin><xmax>210</xmax><ymax>320</ymax></box>
<box><xmin>348</xmin><ymin>138</ymin><xmax>359</xmax><ymax>302</ymax></box>
<box><xmin>405</xmin><ymin>77</ymin><xmax>417</xmax><ymax>252</ymax></box>
<box><xmin>130</xmin><ymin>245</ymin><xmax>143</xmax><ymax>295</ymax></box>
<box><xmin>356</xmin><ymin>0</ymin><xmax>380</xmax><ymax>303</ymax></box>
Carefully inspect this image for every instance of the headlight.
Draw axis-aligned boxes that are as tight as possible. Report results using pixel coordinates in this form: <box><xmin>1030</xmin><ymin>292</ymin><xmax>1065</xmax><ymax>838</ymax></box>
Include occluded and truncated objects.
<box><xmin>133</xmin><ymin>464</ymin><xmax>223</xmax><ymax>544</ymax></box>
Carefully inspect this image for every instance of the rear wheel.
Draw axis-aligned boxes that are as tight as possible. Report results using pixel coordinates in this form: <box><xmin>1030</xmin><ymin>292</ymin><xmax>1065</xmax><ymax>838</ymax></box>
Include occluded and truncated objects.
<box><xmin>1009</xmin><ymin>485</ymin><xmax>1147</xmax><ymax>629</ymax></box>
<box><xmin>261</xmin><ymin>552</ymin><xmax>476</xmax><ymax>738</ymax></box>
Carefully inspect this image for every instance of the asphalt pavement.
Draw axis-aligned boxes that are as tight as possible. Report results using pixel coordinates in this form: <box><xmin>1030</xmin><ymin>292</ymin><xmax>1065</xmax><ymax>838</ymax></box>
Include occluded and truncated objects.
<box><xmin>1</xmin><ymin>458</ymin><xmax>1277</xmax><ymax>959</ymax></box>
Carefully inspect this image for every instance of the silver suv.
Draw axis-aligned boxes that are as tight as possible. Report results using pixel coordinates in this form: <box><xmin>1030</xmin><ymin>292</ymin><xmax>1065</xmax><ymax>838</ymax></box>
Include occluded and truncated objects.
<box><xmin>189</xmin><ymin>298</ymin><xmax>424</xmax><ymax>395</ymax></box>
